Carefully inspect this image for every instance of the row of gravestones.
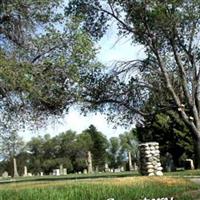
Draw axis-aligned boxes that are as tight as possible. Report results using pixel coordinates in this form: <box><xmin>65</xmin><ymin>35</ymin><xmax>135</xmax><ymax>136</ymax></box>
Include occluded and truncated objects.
<box><xmin>0</xmin><ymin>150</ymin><xmax>138</xmax><ymax>178</ymax></box>
<box><xmin>0</xmin><ymin>142</ymin><xmax>195</xmax><ymax>178</ymax></box>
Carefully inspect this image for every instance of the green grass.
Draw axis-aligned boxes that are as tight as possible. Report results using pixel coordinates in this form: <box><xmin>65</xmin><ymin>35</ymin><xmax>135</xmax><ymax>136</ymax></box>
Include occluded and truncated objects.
<box><xmin>1</xmin><ymin>169</ymin><xmax>200</xmax><ymax>185</ymax></box>
<box><xmin>0</xmin><ymin>171</ymin><xmax>139</xmax><ymax>184</ymax></box>
<box><xmin>165</xmin><ymin>169</ymin><xmax>200</xmax><ymax>176</ymax></box>
<box><xmin>0</xmin><ymin>177</ymin><xmax>199</xmax><ymax>200</ymax></box>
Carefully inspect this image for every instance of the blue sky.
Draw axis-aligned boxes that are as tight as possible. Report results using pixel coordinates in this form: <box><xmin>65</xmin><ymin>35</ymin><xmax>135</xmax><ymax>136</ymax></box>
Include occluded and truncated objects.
<box><xmin>20</xmin><ymin>22</ymin><xmax>145</xmax><ymax>141</ymax></box>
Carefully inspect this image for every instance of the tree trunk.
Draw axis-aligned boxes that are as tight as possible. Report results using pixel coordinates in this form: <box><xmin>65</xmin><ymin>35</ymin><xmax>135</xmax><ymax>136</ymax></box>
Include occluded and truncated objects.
<box><xmin>195</xmin><ymin>136</ymin><xmax>200</xmax><ymax>169</ymax></box>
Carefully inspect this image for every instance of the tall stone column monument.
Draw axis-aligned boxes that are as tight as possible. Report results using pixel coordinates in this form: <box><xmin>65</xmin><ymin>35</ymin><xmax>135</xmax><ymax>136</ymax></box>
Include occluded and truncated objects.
<box><xmin>128</xmin><ymin>151</ymin><xmax>134</xmax><ymax>171</ymax></box>
<box><xmin>23</xmin><ymin>166</ymin><xmax>28</xmax><ymax>176</ymax></box>
<box><xmin>13</xmin><ymin>158</ymin><xmax>19</xmax><ymax>177</ymax></box>
<box><xmin>87</xmin><ymin>151</ymin><xmax>93</xmax><ymax>174</ymax></box>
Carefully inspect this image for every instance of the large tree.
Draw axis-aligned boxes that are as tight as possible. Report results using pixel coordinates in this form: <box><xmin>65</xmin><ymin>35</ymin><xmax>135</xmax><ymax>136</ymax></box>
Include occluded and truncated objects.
<box><xmin>81</xmin><ymin>125</ymin><xmax>109</xmax><ymax>171</ymax></box>
<box><xmin>0</xmin><ymin>0</ymin><xmax>101</xmax><ymax>133</ymax></box>
<box><xmin>67</xmin><ymin>0</ymin><xmax>200</xmax><ymax>167</ymax></box>
<box><xmin>0</xmin><ymin>119</ymin><xmax>24</xmax><ymax>176</ymax></box>
<box><xmin>119</xmin><ymin>130</ymin><xmax>139</xmax><ymax>170</ymax></box>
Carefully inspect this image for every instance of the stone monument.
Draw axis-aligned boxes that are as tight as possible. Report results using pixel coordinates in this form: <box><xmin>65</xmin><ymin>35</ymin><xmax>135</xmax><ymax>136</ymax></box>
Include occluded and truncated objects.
<box><xmin>139</xmin><ymin>142</ymin><xmax>163</xmax><ymax>176</ymax></box>
<box><xmin>185</xmin><ymin>159</ymin><xmax>195</xmax><ymax>170</ymax></box>
<box><xmin>53</xmin><ymin>169</ymin><xmax>60</xmax><ymax>176</ymax></box>
<box><xmin>59</xmin><ymin>164</ymin><xmax>63</xmax><ymax>175</ymax></box>
<box><xmin>13</xmin><ymin>158</ymin><xmax>19</xmax><ymax>177</ymax></box>
<box><xmin>87</xmin><ymin>151</ymin><xmax>93</xmax><ymax>173</ymax></box>
<box><xmin>63</xmin><ymin>168</ymin><xmax>67</xmax><ymax>175</ymax></box>
<box><xmin>105</xmin><ymin>163</ymin><xmax>110</xmax><ymax>172</ymax></box>
<box><xmin>2</xmin><ymin>171</ymin><xmax>8</xmax><ymax>178</ymax></box>
<box><xmin>23</xmin><ymin>166</ymin><xmax>28</xmax><ymax>177</ymax></box>
<box><xmin>128</xmin><ymin>151</ymin><xmax>134</xmax><ymax>171</ymax></box>
<box><xmin>83</xmin><ymin>169</ymin><xmax>87</xmax><ymax>174</ymax></box>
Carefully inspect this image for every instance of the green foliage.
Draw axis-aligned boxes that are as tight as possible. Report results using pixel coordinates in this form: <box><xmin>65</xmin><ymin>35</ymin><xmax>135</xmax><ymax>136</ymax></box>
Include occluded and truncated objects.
<box><xmin>81</xmin><ymin>125</ymin><xmax>109</xmax><ymax>170</ymax></box>
<box><xmin>119</xmin><ymin>130</ymin><xmax>139</xmax><ymax>161</ymax></box>
<box><xmin>67</xmin><ymin>0</ymin><xmax>200</xmax><ymax>167</ymax></box>
<box><xmin>108</xmin><ymin>137</ymin><xmax>122</xmax><ymax>168</ymax></box>
<box><xmin>0</xmin><ymin>1</ymin><xmax>103</xmax><ymax>132</ymax></box>
<box><xmin>0</xmin><ymin>0</ymin><xmax>63</xmax><ymax>46</ymax></box>
<box><xmin>137</xmin><ymin>110</ymin><xmax>194</xmax><ymax>167</ymax></box>
<box><xmin>0</xmin><ymin>125</ymin><xmax>139</xmax><ymax>174</ymax></box>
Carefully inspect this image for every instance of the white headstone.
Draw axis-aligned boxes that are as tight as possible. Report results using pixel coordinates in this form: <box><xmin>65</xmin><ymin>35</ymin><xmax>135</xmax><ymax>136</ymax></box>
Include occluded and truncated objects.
<box><xmin>128</xmin><ymin>151</ymin><xmax>134</xmax><ymax>171</ymax></box>
<box><xmin>87</xmin><ymin>151</ymin><xmax>93</xmax><ymax>173</ymax></box>
<box><xmin>120</xmin><ymin>166</ymin><xmax>124</xmax><ymax>172</ymax></box>
<box><xmin>186</xmin><ymin>159</ymin><xmax>195</xmax><ymax>170</ymax></box>
<box><xmin>63</xmin><ymin>168</ymin><xmax>67</xmax><ymax>175</ymax></box>
<box><xmin>53</xmin><ymin>169</ymin><xmax>60</xmax><ymax>176</ymax></box>
<box><xmin>114</xmin><ymin>168</ymin><xmax>120</xmax><ymax>173</ymax></box>
<box><xmin>2</xmin><ymin>171</ymin><xmax>8</xmax><ymax>178</ymax></box>
<box><xmin>59</xmin><ymin>164</ymin><xmax>63</xmax><ymax>175</ymax></box>
<box><xmin>23</xmin><ymin>166</ymin><xmax>28</xmax><ymax>176</ymax></box>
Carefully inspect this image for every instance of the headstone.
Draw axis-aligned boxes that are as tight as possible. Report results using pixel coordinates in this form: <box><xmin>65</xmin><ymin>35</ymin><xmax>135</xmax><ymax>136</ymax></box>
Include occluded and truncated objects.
<box><xmin>139</xmin><ymin>142</ymin><xmax>163</xmax><ymax>176</ymax></box>
<box><xmin>13</xmin><ymin>158</ymin><xmax>19</xmax><ymax>177</ymax></box>
<box><xmin>185</xmin><ymin>159</ymin><xmax>195</xmax><ymax>170</ymax></box>
<box><xmin>59</xmin><ymin>164</ymin><xmax>63</xmax><ymax>175</ymax></box>
<box><xmin>2</xmin><ymin>171</ymin><xmax>8</xmax><ymax>178</ymax></box>
<box><xmin>120</xmin><ymin>166</ymin><xmax>124</xmax><ymax>172</ymax></box>
<box><xmin>63</xmin><ymin>168</ymin><xmax>67</xmax><ymax>175</ymax></box>
<box><xmin>87</xmin><ymin>151</ymin><xmax>93</xmax><ymax>173</ymax></box>
<box><xmin>128</xmin><ymin>151</ymin><xmax>134</xmax><ymax>171</ymax></box>
<box><xmin>165</xmin><ymin>152</ymin><xmax>174</xmax><ymax>172</ymax></box>
<box><xmin>95</xmin><ymin>166</ymin><xmax>99</xmax><ymax>173</ymax></box>
<box><xmin>83</xmin><ymin>169</ymin><xmax>87</xmax><ymax>174</ymax></box>
<box><xmin>27</xmin><ymin>173</ymin><xmax>32</xmax><ymax>176</ymax></box>
<box><xmin>40</xmin><ymin>172</ymin><xmax>44</xmax><ymax>176</ymax></box>
<box><xmin>53</xmin><ymin>169</ymin><xmax>60</xmax><ymax>176</ymax></box>
<box><xmin>105</xmin><ymin>163</ymin><xmax>110</xmax><ymax>172</ymax></box>
<box><xmin>78</xmin><ymin>171</ymin><xmax>82</xmax><ymax>174</ymax></box>
<box><xmin>23</xmin><ymin>166</ymin><xmax>28</xmax><ymax>177</ymax></box>
<box><xmin>114</xmin><ymin>168</ymin><xmax>120</xmax><ymax>173</ymax></box>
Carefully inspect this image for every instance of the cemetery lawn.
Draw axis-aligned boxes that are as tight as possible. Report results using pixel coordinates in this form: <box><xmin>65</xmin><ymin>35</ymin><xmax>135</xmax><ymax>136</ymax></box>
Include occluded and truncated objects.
<box><xmin>165</xmin><ymin>169</ymin><xmax>200</xmax><ymax>177</ymax></box>
<box><xmin>0</xmin><ymin>177</ymin><xmax>200</xmax><ymax>200</ymax></box>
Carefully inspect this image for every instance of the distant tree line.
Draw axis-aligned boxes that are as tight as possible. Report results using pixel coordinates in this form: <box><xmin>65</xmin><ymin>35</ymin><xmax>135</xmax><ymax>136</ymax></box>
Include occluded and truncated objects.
<box><xmin>0</xmin><ymin>120</ymin><xmax>196</xmax><ymax>176</ymax></box>
<box><xmin>0</xmin><ymin>125</ymin><xmax>138</xmax><ymax>176</ymax></box>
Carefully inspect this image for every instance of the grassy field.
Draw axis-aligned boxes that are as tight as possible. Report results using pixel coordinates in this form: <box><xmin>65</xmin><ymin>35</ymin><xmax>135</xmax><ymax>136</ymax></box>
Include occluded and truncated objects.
<box><xmin>0</xmin><ymin>177</ymin><xmax>200</xmax><ymax>200</ymax></box>
<box><xmin>0</xmin><ymin>169</ymin><xmax>199</xmax><ymax>185</ymax></box>
<box><xmin>165</xmin><ymin>169</ymin><xmax>200</xmax><ymax>176</ymax></box>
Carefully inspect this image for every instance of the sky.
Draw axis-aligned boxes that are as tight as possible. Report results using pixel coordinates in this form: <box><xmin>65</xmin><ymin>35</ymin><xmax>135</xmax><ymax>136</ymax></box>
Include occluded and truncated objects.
<box><xmin>20</xmin><ymin>21</ymin><xmax>145</xmax><ymax>141</ymax></box>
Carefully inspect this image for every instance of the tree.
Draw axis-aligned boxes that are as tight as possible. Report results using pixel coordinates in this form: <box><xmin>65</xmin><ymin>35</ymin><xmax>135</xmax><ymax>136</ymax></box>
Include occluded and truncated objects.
<box><xmin>67</xmin><ymin>0</ymin><xmax>200</xmax><ymax>168</ymax></box>
<box><xmin>1</xmin><ymin>0</ymin><xmax>63</xmax><ymax>47</ymax></box>
<box><xmin>108</xmin><ymin>137</ymin><xmax>123</xmax><ymax>169</ymax></box>
<box><xmin>0</xmin><ymin>120</ymin><xmax>24</xmax><ymax>176</ymax></box>
<box><xmin>81</xmin><ymin>125</ymin><xmax>109</xmax><ymax>171</ymax></box>
<box><xmin>119</xmin><ymin>130</ymin><xmax>138</xmax><ymax>170</ymax></box>
<box><xmin>73</xmin><ymin>130</ymin><xmax>93</xmax><ymax>171</ymax></box>
<box><xmin>0</xmin><ymin>1</ymin><xmax>102</xmax><ymax>132</ymax></box>
<box><xmin>137</xmin><ymin>110</ymin><xmax>194</xmax><ymax>168</ymax></box>
<box><xmin>26</xmin><ymin>135</ymin><xmax>44</xmax><ymax>174</ymax></box>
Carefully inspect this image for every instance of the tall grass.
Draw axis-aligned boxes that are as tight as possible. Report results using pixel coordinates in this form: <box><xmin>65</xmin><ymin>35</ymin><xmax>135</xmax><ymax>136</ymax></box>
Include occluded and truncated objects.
<box><xmin>0</xmin><ymin>177</ymin><xmax>199</xmax><ymax>200</ymax></box>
